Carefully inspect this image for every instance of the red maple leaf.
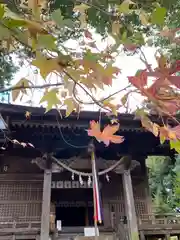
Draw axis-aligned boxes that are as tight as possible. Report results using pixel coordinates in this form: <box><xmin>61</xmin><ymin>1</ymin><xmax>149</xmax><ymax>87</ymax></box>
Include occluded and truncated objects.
<box><xmin>87</xmin><ymin>121</ymin><xmax>124</xmax><ymax>146</ymax></box>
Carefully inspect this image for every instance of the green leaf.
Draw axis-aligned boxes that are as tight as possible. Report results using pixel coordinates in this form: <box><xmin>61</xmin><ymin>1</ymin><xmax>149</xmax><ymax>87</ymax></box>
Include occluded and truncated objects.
<box><xmin>170</xmin><ymin>140</ymin><xmax>180</xmax><ymax>153</ymax></box>
<box><xmin>135</xmin><ymin>108</ymin><xmax>147</xmax><ymax>118</ymax></box>
<box><xmin>118</xmin><ymin>0</ymin><xmax>134</xmax><ymax>14</ymax></box>
<box><xmin>160</xmin><ymin>136</ymin><xmax>166</xmax><ymax>145</ymax></box>
<box><xmin>0</xmin><ymin>26</ymin><xmax>10</xmax><ymax>40</ymax></box>
<box><xmin>32</xmin><ymin>54</ymin><xmax>61</xmax><ymax>79</ymax></box>
<box><xmin>133</xmin><ymin>32</ymin><xmax>145</xmax><ymax>45</ymax></box>
<box><xmin>121</xmin><ymin>93</ymin><xmax>128</xmax><ymax>105</ymax></box>
<box><xmin>64</xmin><ymin>98</ymin><xmax>76</xmax><ymax>117</ymax></box>
<box><xmin>37</xmin><ymin>35</ymin><xmax>56</xmax><ymax>51</ymax></box>
<box><xmin>118</xmin><ymin>1</ymin><xmax>131</xmax><ymax>14</ymax></box>
<box><xmin>121</xmin><ymin>31</ymin><xmax>127</xmax><ymax>41</ymax></box>
<box><xmin>62</xmin><ymin>19</ymin><xmax>73</xmax><ymax>28</ymax></box>
<box><xmin>51</xmin><ymin>9</ymin><xmax>63</xmax><ymax>26</ymax></box>
<box><xmin>151</xmin><ymin>7</ymin><xmax>166</xmax><ymax>26</ymax></box>
<box><xmin>40</xmin><ymin>89</ymin><xmax>61</xmax><ymax>113</ymax></box>
<box><xmin>84</xmin><ymin>50</ymin><xmax>99</xmax><ymax>62</ymax></box>
<box><xmin>3</xmin><ymin>18</ymin><xmax>26</xmax><ymax>28</ymax></box>
<box><xmin>0</xmin><ymin>4</ymin><xmax>5</xmax><ymax>19</ymax></box>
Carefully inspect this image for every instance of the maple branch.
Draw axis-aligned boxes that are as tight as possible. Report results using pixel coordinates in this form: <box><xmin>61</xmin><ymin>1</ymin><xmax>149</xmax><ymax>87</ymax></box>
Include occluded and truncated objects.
<box><xmin>0</xmin><ymin>82</ymin><xmax>64</xmax><ymax>93</ymax></box>
<box><xmin>139</xmin><ymin>48</ymin><xmax>153</xmax><ymax>72</ymax></box>
<box><xmin>73</xmin><ymin>82</ymin><xmax>131</xmax><ymax>105</ymax></box>
<box><xmin>63</xmin><ymin>70</ymin><xmax>110</xmax><ymax>111</ymax></box>
<box><xmin>0</xmin><ymin>21</ymin><xmax>32</xmax><ymax>52</ymax></box>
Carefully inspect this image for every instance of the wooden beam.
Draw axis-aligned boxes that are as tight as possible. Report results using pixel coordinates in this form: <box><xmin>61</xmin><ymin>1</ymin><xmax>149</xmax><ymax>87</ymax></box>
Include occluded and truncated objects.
<box><xmin>122</xmin><ymin>169</ymin><xmax>139</xmax><ymax>240</ymax></box>
<box><xmin>40</xmin><ymin>169</ymin><xmax>52</xmax><ymax>240</ymax></box>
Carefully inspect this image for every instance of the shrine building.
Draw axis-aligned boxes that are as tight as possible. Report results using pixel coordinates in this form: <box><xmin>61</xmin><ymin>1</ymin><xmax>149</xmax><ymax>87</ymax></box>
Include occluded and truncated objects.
<box><xmin>0</xmin><ymin>103</ymin><xmax>179</xmax><ymax>240</ymax></box>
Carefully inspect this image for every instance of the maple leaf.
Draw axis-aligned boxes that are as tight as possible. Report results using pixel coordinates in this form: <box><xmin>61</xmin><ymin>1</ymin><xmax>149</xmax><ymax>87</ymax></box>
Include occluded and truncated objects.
<box><xmin>87</xmin><ymin>121</ymin><xmax>124</xmax><ymax>146</ymax></box>
<box><xmin>100</xmin><ymin>66</ymin><xmax>120</xmax><ymax>86</ymax></box>
<box><xmin>101</xmin><ymin>124</ymin><xmax>124</xmax><ymax>146</ymax></box>
<box><xmin>159</xmin><ymin>99</ymin><xmax>180</xmax><ymax>115</ymax></box>
<box><xmin>64</xmin><ymin>97</ymin><xmax>80</xmax><ymax>117</ymax></box>
<box><xmin>128</xmin><ymin>70</ymin><xmax>147</xmax><ymax>89</ymax></box>
<box><xmin>159</xmin><ymin>126</ymin><xmax>177</xmax><ymax>141</ymax></box>
<box><xmin>32</xmin><ymin>54</ymin><xmax>62</xmax><ymax>79</ymax></box>
<box><xmin>170</xmin><ymin>125</ymin><xmax>180</xmax><ymax>139</ymax></box>
<box><xmin>25</xmin><ymin>111</ymin><xmax>31</xmax><ymax>119</ymax></box>
<box><xmin>87</xmin><ymin>121</ymin><xmax>102</xmax><ymax>140</ymax></box>
<box><xmin>84</xmin><ymin>30</ymin><xmax>92</xmax><ymax>39</ymax></box>
<box><xmin>103</xmin><ymin>99</ymin><xmax>119</xmax><ymax>116</ymax></box>
<box><xmin>170</xmin><ymin>140</ymin><xmax>180</xmax><ymax>153</ymax></box>
<box><xmin>40</xmin><ymin>89</ymin><xmax>61</xmax><ymax>112</ymax></box>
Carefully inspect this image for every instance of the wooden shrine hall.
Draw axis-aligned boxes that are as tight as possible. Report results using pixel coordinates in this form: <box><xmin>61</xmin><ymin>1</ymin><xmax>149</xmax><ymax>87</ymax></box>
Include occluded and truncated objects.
<box><xmin>0</xmin><ymin>103</ymin><xmax>179</xmax><ymax>240</ymax></box>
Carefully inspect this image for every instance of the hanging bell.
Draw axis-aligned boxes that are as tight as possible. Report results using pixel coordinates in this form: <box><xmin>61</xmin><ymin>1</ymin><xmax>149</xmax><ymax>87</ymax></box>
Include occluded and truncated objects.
<box><xmin>87</xmin><ymin>176</ymin><xmax>92</xmax><ymax>187</ymax></box>
<box><xmin>106</xmin><ymin>174</ymin><xmax>110</xmax><ymax>182</ymax></box>
<box><xmin>79</xmin><ymin>175</ymin><xmax>83</xmax><ymax>185</ymax></box>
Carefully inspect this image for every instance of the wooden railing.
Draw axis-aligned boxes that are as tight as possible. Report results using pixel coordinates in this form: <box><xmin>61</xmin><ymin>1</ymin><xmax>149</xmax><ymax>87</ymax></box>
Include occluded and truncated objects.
<box><xmin>0</xmin><ymin>216</ymin><xmax>41</xmax><ymax>233</ymax></box>
<box><xmin>138</xmin><ymin>213</ymin><xmax>180</xmax><ymax>226</ymax></box>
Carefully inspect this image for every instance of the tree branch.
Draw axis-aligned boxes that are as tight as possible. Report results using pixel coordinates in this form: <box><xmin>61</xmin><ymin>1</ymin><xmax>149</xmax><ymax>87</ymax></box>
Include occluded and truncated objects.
<box><xmin>73</xmin><ymin>82</ymin><xmax>131</xmax><ymax>105</ymax></box>
<box><xmin>0</xmin><ymin>82</ymin><xmax>64</xmax><ymax>93</ymax></box>
<box><xmin>63</xmin><ymin>69</ymin><xmax>110</xmax><ymax>111</ymax></box>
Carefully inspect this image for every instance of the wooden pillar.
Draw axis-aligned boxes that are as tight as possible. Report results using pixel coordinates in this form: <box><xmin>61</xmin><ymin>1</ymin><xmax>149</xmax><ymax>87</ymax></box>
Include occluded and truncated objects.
<box><xmin>165</xmin><ymin>234</ymin><xmax>170</xmax><ymax>240</ymax></box>
<box><xmin>85</xmin><ymin>205</ymin><xmax>89</xmax><ymax>226</ymax></box>
<box><xmin>40</xmin><ymin>169</ymin><xmax>52</xmax><ymax>240</ymax></box>
<box><xmin>139</xmin><ymin>231</ymin><xmax>145</xmax><ymax>240</ymax></box>
<box><xmin>122</xmin><ymin>169</ymin><xmax>139</xmax><ymax>240</ymax></box>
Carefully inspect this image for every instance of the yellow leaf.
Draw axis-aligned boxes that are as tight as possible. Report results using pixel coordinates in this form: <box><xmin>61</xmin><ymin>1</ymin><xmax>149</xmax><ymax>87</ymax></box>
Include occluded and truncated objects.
<box><xmin>12</xmin><ymin>78</ymin><xmax>30</xmax><ymax>102</ymax></box>
<box><xmin>28</xmin><ymin>0</ymin><xmax>46</xmax><ymax>10</ymax></box>
<box><xmin>118</xmin><ymin>0</ymin><xmax>134</xmax><ymax>14</ymax></box>
<box><xmin>32</xmin><ymin>54</ymin><xmax>62</xmax><ymax>79</ymax></box>
<box><xmin>111</xmin><ymin>118</ymin><xmax>119</xmax><ymax>124</ymax></box>
<box><xmin>160</xmin><ymin>135</ymin><xmax>166</xmax><ymax>144</ymax></box>
<box><xmin>156</xmin><ymin>54</ymin><xmax>167</xmax><ymax>71</ymax></box>
<box><xmin>73</xmin><ymin>4</ymin><xmax>90</xmax><ymax>13</ymax></box>
<box><xmin>170</xmin><ymin>140</ymin><xmax>180</xmax><ymax>153</ymax></box>
<box><xmin>64</xmin><ymin>98</ymin><xmax>78</xmax><ymax>117</ymax></box>
<box><xmin>141</xmin><ymin>116</ymin><xmax>153</xmax><ymax>132</ymax></box>
<box><xmin>168</xmin><ymin>131</ymin><xmax>177</xmax><ymax>140</ymax></box>
<box><xmin>79</xmin><ymin>13</ymin><xmax>87</xmax><ymax>28</ymax></box>
<box><xmin>64</xmin><ymin>80</ymin><xmax>74</xmax><ymax>96</ymax></box>
<box><xmin>152</xmin><ymin>123</ymin><xmax>159</xmax><ymax>137</ymax></box>
<box><xmin>103</xmin><ymin>100</ymin><xmax>118</xmax><ymax>116</ymax></box>
<box><xmin>25</xmin><ymin>111</ymin><xmax>31</xmax><ymax>119</ymax></box>
<box><xmin>139</xmin><ymin>11</ymin><xmax>149</xmax><ymax>25</ymax></box>
<box><xmin>39</xmin><ymin>89</ymin><xmax>61</xmax><ymax>112</ymax></box>
<box><xmin>112</xmin><ymin>21</ymin><xmax>120</xmax><ymax>35</ymax></box>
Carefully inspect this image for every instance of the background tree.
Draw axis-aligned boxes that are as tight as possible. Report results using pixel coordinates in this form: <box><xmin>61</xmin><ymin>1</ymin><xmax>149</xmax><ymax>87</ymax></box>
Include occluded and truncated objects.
<box><xmin>0</xmin><ymin>52</ymin><xmax>18</xmax><ymax>88</ymax></box>
<box><xmin>147</xmin><ymin>155</ymin><xmax>180</xmax><ymax>213</ymax></box>
<box><xmin>154</xmin><ymin>0</ymin><xmax>180</xmax><ymax>61</ymax></box>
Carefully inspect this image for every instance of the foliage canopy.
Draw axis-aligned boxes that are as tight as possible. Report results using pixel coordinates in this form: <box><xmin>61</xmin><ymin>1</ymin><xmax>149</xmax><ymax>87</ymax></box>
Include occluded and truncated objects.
<box><xmin>0</xmin><ymin>0</ymin><xmax>179</xmax><ymax>152</ymax></box>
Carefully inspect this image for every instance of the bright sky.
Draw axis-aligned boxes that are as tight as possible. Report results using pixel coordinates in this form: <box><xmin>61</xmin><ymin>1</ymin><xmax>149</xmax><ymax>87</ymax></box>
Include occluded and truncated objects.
<box><xmin>11</xmin><ymin>35</ymin><xmax>158</xmax><ymax>112</ymax></box>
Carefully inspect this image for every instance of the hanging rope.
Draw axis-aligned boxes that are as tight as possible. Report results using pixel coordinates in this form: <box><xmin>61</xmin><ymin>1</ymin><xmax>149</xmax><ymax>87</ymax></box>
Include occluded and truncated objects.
<box><xmin>50</xmin><ymin>155</ymin><xmax>130</xmax><ymax>177</ymax></box>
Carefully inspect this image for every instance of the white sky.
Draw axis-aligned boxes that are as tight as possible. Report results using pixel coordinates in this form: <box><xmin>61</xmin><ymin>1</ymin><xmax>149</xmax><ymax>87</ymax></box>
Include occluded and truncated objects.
<box><xmin>11</xmin><ymin>35</ymin><xmax>158</xmax><ymax>112</ymax></box>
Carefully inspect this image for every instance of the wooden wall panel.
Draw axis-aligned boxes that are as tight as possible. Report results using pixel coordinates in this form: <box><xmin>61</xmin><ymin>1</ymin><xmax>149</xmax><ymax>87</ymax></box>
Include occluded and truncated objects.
<box><xmin>101</xmin><ymin>173</ymin><xmax>149</xmax><ymax>228</ymax></box>
<box><xmin>0</xmin><ymin>180</ymin><xmax>43</xmax><ymax>222</ymax></box>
